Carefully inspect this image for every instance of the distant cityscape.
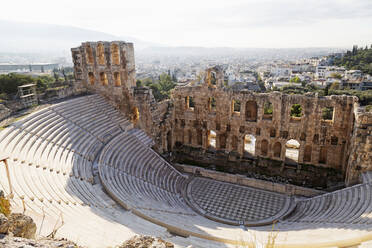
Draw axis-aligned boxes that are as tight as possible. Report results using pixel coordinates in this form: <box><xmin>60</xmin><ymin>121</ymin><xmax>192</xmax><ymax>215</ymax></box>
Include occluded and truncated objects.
<box><xmin>2</xmin><ymin>47</ymin><xmax>370</xmax><ymax>92</ymax></box>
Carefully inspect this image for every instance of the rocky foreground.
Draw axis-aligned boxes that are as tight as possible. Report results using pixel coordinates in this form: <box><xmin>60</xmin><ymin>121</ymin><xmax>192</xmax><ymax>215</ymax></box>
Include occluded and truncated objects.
<box><xmin>0</xmin><ymin>235</ymin><xmax>81</xmax><ymax>248</ymax></box>
<box><xmin>118</xmin><ymin>235</ymin><xmax>174</xmax><ymax>248</ymax></box>
<box><xmin>0</xmin><ymin>211</ymin><xmax>175</xmax><ymax>248</ymax></box>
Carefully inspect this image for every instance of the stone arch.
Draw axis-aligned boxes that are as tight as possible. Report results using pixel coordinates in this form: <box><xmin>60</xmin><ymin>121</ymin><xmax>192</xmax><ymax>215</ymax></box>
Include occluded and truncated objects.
<box><xmin>300</xmin><ymin>132</ymin><xmax>306</xmax><ymax>141</ymax></box>
<box><xmin>273</xmin><ymin>142</ymin><xmax>282</xmax><ymax>158</ymax></box>
<box><xmin>208</xmin><ymin>97</ymin><xmax>216</xmax><ymax>111</ymax></box>
<box><xmin>111</xmin><ymin>43</ymin><xmax>120</xmax><ymax>65</ymax></box>
<box><xmin>270</xmin><ymin>128</ymin><xmax>276</xmax><ymax>137</ymax></box>
<box><xmin>97</xmin><ymin>43</ymin><xmax>105</xmax><ymax>65</ymax></box>
<box><xmin>313</xmin><ymin>134</ymin><xmax>319</xmax><ymax>144</ymax></box>
<box><xmin>303</xmin><ymin>145</ymin><xmax>312</xmax><ymax>162</ymax></box>
<box><xmin>322</xmin><ymin>107</ymin><xmax>334</xmax><ymax>121</ymax></box>
<box><xmin>285</xmin><ymin>139</ymin><xmax>300</xmax><ymax>163</ymax></box>
<box><xmin>319</xmin><ymin>146</ymin><xmax>327</xmax><ymax>164</ymax></box>
<box><xmin>232</xmin><ymin>100</ymin><xmax>241</xmax><ymax>113</ymax></box>
<box><xmin>331</xmin><ymin>136</ymin><xmax>338</xmax><ymax>145</ymax></box>
<box><xmin>185</xmin><ymin>96</ymin><xmax>195</xmax><ymax>110</ymax></box>
<box><xmin>263</xmin><ymin>101</ymin><xmax>273</xmax><ymax>119</ymax></box>
<box><xmin>86</xmin><ymin>44</ymin><xmax>94</xmax><ymax>64</ymax></box>
<box><xmin>231</xmin><ymin>135</ymin><xmax>238</xmax><ymax>151</ymax></box>
<box><xmin>208</xmin><ymin>130</ymin><xmax>217</xmax><ymax>148</ymax></box>
<box><xmin>245</xmin><ymin>101</ymin><xmax>257</xmax><ymax>121</ymax></box>
<box><xmin>197</xmin><ymin>129</ymin><xmax>202</xmax><ymax>146</ymax></box>
<box><xmin>99</xmin><ymin>72</ymin><xmax>108</xmax><ymax>86</ymax></box>
<box><xmin>210</xmin><ymin>71</ymin><xmax>217</xmax><ymax>86</ymax></box>
<box><xmin>261</xmin><ymin>139</ymin><xmax>268</xmax><ymax>156</ymax></box>
<box><xmin>188</xmin><ymin>129</ymin><xmax>192</xmax><ymax>144</ymax></box>
<box><xmin>114</xmin><ymin>72</ymin><xmax>121</xmax><ymax>86</ymax></box>
<box><xmin>244</xmin><ymin>134</ymin><xmax>256</xmax><ymax>156</ymax></box>
<box><xmin>219</xmin><ymin>133</ymin><xmax>227</xmax><ymax>149</ymax></box>
<box><xmin>290</xmin><ymin>104</ymin><xmax>303</xmax><ymax>121</ymax></box>
<box><xmin>88</xmin><ymin>72</ymin><xmax>95</xmax><ymax>85</ymax></box>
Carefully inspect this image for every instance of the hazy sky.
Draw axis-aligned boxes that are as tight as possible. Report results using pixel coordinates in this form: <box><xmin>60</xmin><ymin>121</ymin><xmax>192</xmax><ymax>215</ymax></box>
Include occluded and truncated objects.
<box><xmin>2</xmin><ymin>0</ymin><xmax>372</xmax><ymax>48</ymax></box>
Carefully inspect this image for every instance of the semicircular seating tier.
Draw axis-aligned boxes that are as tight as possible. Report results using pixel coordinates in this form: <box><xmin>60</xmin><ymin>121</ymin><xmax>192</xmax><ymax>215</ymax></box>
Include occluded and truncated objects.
<box><xmin>1</xmin><ymin>94</ymin><xmax>372</xmax><ymax>248</ymax></box>
<box><xmin>0</xmin><ymin>95</ymin><xmax>169</xmax><ymax>248</ymax></box>
<box><xmin>98</xmin><ymin>131</ymin><xmax>294</xmax><ymax>227</ymax></box>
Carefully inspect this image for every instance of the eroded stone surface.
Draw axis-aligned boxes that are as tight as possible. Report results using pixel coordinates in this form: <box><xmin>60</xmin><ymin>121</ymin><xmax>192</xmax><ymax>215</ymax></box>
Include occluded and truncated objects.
<box><xmin>0</xmin><ymin>234</ymin><xmax>83</xmax><ymax>248</ymax></box>
<box><xmin>118</xmin><ymin>235</ymin><xmax>174</xmax><ymax>248</ymax></box>
<box><xmin>7</xmin><ymin>213</ymin><xmax>37</xmax><ymax>239</ymax></box>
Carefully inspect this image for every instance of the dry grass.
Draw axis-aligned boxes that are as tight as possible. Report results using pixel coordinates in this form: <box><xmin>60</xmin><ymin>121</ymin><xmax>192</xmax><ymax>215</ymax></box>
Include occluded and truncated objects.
<box><xmin>0</xmin><ymin>195</ymin><xmax>11</xmax><ymax>217</ymax></box>
<box><xmin>236</xmin><ymin>223</ymin><xmax>279</xmax><ymax>248</ymax></box>
<box><xmin>47</xmin><ymin>212</ymin><xmax>64</xmax><ymax>239</ymax></box>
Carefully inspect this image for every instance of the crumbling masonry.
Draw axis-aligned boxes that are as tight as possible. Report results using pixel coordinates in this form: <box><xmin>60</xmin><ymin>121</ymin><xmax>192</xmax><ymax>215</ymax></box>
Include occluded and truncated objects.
<box><xmin>72</xmin><ymin>42</ymin><xmax>372</xmax><ymax>187</ymax></box>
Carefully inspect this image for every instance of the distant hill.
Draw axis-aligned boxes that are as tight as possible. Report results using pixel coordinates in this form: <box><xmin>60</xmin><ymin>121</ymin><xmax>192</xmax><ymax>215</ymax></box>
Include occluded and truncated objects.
<box><xmin>0</xmin><ymin>20</ymin><xmax>155</xmax><ymax>56</ymax></box>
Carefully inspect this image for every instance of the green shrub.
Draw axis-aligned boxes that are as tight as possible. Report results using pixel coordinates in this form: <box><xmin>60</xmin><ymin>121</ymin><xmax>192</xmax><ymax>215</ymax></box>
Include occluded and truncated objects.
<box><xmin>290</xmin><ymin>104</ymin><xmax>302</xmax><ymax>117</ymax></box>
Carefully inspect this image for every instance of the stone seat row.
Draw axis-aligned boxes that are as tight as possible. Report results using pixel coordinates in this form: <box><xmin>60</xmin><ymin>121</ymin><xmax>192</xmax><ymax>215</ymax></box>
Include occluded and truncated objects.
<box><xmin>0</xmin><ymin>158</ymin><xmax>163</xmax><ymax>248</ymax></box>
<box><xmin>1</xmin><ymin>124</ymin><xmax>96</xmax><ymax>182</ymax></box>
<box><xmin>0</xmin><ymin>95</ymin><xmax>133</xmax><ymax>182</ymax></box>
<box><xmin>361</xmin><ymin>171</ymin><xmax>372</xmax><ymax>183</ymax></box>
<box><xmin>282</xmin><ymin>181</ymin><xmax>372</xmax><ymax>227</ymax></box>
<box><xmin>127</xmin><ymin>128</ymin><xmax>155</xmax><ymax>147</ymax></box>
<box><xmin>99</xmin><ymin>133</ymin><xmax>187</xmax><ymax>194</ymax></box>
<box><xmin>86</xmin><ymin>95</ymin><xmax>130</xmax><ymax>126</ymax></box>
<box><xmin>99</xmin><ymin>165</ymin><xmax>190</xmax><ymax>212</ymax></box>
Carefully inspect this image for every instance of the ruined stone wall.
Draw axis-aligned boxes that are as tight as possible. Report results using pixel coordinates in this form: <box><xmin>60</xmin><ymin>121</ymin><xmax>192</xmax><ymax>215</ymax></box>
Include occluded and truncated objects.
<box><xmin>345</xmin><ymin>105</ymin><xmax>372</xmax><ymax>185</ymax></box>
<box><xmin>72</xmin><ymin>41</ymin><xmax>171</xmax><ymax>143</ymax></box>
<box><xmin>71</xmin><ymin>43</ymin><xmax>371</xmax><ymax>186</ymax></box>
<box><xmin>132</xmin><ymin>87</ymin><xmax>172</xmax><ymax>149</ymax></box>
<box><xmin>71</xmin><ymin>41</ymin><xmax>139</xmax><ymax>122</ymax></box>
<box><xmin>169</xmin><ymin>88</ymin><xmax>355</xmax><ymax>170</ymax></box>
<box><xmin>162</xmin><ymin>68</ymin><xmax>359</xmax><ymax>186</ymax></box>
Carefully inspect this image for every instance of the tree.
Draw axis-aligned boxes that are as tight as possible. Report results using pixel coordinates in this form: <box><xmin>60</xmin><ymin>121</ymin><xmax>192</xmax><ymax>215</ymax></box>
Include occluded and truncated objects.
<box><xmin>136</xmin><ymin>79</ymin><xmax>143</xmax><ymax>87</ymax></box>
<box><xmin>329</xmin><ymin>82</ymin><xmax>340</xmax><ymax>91</ymax></box>
<box><xmin>144</xmin><ymin>73</ymin><xmax>176</xmax><ymax>102</ymax></box>
<box><xmin>158</xmin><ymin>73</ymin><xmax>175</xmax><ymax>93</ymax></box>
<box><xmin>322</xmin><ymin>107</ymin><xmax>333</xmax><ymax>120</ymax></box>
<box><xmin>324</xmin><ymin>84</ymin><xmax>330</xmax><ymax>96</ymax></box>
<box><xmin>0</xmin><ymin>73</ymin><xmax>34</xmax><ymax>95</ymax></box>
<box><xmin>290</xmin><ymin>76</ymin><xmax>301</xmax><ymax>83</ymax></box>
<box><xmin>264</xmin><ymin>102</ymin><xmax>273</xmax><ymax>115</ymax></box>
<box><xmin>330</xmin><ymin>73</ymin><xmax>342</xmax><ymax>79</ymax></box>
<box><xmin>290</xmin><ymin>104</ymin><xmax>302</xmax><ymax>117</ymax></box>
<box><xmin>0</xmin><ymin>73</ymin><xmax>55</xmax><ymax>96</ymax></box>
<box><xmin>62</xmin><ymin>68</ymin><xmax>67</xmax><ymax>82</ymax></box>
<box><xmin>53</xmin><ymin>69</ymin><xmax>59</xmax><ymax>82</ymax></box>
<box><xmin>333</xmin><ymin>45</ymin><xmax>372</xmax><ymax>75</ymax></box>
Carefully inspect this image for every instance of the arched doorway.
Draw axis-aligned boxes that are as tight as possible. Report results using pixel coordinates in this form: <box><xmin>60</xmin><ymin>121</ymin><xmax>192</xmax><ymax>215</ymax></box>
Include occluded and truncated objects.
<box><xmin>285</xmin><ymin>139</ymin><xmax>300</xmax><ymax>163</ymax></box>
<box><xmin>244</xmin><ymin>134</ymin><xmax>256</xmax><ymax>156</ymax></box>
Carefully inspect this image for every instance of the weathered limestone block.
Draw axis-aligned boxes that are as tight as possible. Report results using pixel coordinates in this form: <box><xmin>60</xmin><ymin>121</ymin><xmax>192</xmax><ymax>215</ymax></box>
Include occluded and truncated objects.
<box><xmin>119</xmin><ymin>235</ymin><xmax>174</xmax><ymax>248</ymax></box>
<box><xmin>0</xmin><ymin>104</ymin><xmax>11</xmax><ymax>121</ymax></box>
<box><xmin>0</xmin><ymin>213</ymin><xmax>9</xmax><ymax>233</ymax></box>
<box><xmin>346</xmin><ymin>105</ymin><xmax>372</xmax><ymax>185</ymax></box>
<box><xmin>7</xmin><ymin>213</ymin><xmax>36</xmax><ymax>239</ymax></box>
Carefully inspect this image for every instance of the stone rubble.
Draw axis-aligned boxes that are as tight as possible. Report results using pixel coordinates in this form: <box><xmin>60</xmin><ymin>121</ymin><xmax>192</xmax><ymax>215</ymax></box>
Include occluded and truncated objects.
<box><xmin>118</xmin><ymin>235</ymin><xmax>174</xmax><ymax>248</ymax></box>
<box><xmin>0</xmin><ymin>234</ymin><xmax>82</xmax><ymax>248</ymax></box>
